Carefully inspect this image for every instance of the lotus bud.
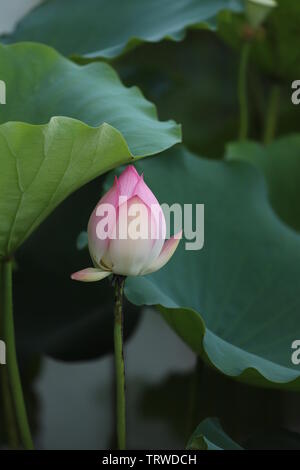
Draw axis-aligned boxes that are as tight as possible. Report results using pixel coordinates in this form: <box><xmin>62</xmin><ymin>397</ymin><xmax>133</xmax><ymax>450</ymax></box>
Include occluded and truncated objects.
<box><xmin>71</xmin><ymin>165</ymin><xmax>181</xmax><ymax>282</ymax></box>
<box><xmin>245</xmin><ymin>0</ymin><xmax>277</xmax><ymax>28</ymax></box>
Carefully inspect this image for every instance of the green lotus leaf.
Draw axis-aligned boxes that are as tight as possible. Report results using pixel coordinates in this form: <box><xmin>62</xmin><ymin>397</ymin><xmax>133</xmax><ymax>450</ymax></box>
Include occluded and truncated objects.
<box><xmin>187</xmin><ymin>418</ymin><xmax>242</xmax><ymax>450</ymax></box>
<box><xmin>226</xmin><ymin>136</ymin><xmax>300</xmax><ymax>233</ymax></box>
<box><xmin>123</xmin><ymin>146</ymin><xmax>300</xmax><ymax>390</ymax></box>
<box><xmin>0</xmin><ymin>43</ymin><xmax>180</xmax><ymax>155</ymax></box>
<box><xmin>0</xmin><ymin>43</ymin><xmax>180</xmax><ymax>258</ymax></box>
<box><xmin>4</xmin><ymin>0</ymin><xmax>243</xmax><ymax>59</ymax></box>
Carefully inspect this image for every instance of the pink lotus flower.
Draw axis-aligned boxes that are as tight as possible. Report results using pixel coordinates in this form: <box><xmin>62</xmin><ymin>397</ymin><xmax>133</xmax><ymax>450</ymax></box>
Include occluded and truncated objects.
<box><xmin>71</xmin><ymin>165</ymin><xmax>181</xmax><ymax>282</ymax></box>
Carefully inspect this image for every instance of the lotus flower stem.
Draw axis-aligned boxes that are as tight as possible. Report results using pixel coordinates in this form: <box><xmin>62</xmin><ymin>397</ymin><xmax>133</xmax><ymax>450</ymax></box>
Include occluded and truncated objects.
<box><xmin>113</xmin><ymin>274</ymin><xmax>126</xmax><ymax>450</ymax></box>
<box><xmin>0</xmin><ymin>259</ymin><xmax>34</xmax><ymax>450</ymax></box>
<box><xmin>0</xmin><ymin>366</ymin><xmax>19</xmax><ymax>448</ymax></box>
<box><xmin>71</xmin><ymin>165</ymin><xmax>182</xmax><ymax>449</ymax></box>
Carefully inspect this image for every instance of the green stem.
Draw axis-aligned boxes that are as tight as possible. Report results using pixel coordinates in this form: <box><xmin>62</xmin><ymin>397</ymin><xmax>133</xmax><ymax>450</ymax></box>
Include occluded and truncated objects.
<box><xmin>0</xmin><ymin>260</ymin><xmax>19</xmax><ymax>448</ymax></box>
<box><xmin>238</xmin><ymin>42</ymin><xmax>251</xmax><ymax>141</ymax></box>
<box><xmin>263</xmin><ymin>85</ymin><xmax>280</xmax><ymax>144</ymax></box>
<box><xmin>113</xmin><ymin>275</ymin><xmax>126</xmax><ymax>450</ymax></box>
<box><xmin>0</xmin><ymin>259</ymin><xmax>34</xmax><ymax>449</ymax></box>
<box><xmin>1</xmin><ymin>367</ymin><xmax>19</xmax><ymax>448</ymax></box>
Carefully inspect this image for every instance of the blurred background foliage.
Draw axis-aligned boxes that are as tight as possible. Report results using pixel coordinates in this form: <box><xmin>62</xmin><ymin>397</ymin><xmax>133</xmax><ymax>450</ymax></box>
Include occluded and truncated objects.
<box><xmin>0</xmin><ymin>0</ymin><xmax>300</xmax><ymax>449</ymax></box>
<box><xmin>114</xmin><ymin>30</ymin><xmax>300</xmax><ymax>157</ymax></box>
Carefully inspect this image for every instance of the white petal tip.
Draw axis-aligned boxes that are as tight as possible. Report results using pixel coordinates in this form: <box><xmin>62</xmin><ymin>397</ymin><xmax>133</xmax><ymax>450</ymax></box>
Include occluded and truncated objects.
<box><xmin>174</xmin><ymin>229</ymin><xmax>183</xmax><ymax>240</ymax></box>
<box><xmin>71</xmin><ymin>268</ymin><xmax>111</xmax><ymax>282</ymax></box>
<box><xmin>142</xmin><ymin>232</ymin><xmax>182</xmax><ymax>275</ymax></box>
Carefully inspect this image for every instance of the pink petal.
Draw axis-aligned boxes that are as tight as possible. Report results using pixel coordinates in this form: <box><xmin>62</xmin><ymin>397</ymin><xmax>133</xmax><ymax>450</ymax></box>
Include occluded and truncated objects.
<box><xmin>104</xmin><ymin>196</ymin><xmax>154</xmax><ymax>276</ymax></box>
<box><xmin>133</xmin><ymin>174</ymin><xmax>166</xmax><ymax>241</ymax></box>
<box><xmin>117</xmin><ymin>165</ymin><xmax>140</xmax><ymax>198</ymax></box>
<box><xmin>87</xmin><ymin>177</ymin><xmax>120</xmax><ymax>266</ymax></box>
<box><xmin>71</xmin><ymin>268</ymin><xmax>111</xmax><ymax>282</ymax></box>
<box><xmin>100</xmin><ymin>175</ymin><xmax>120</xmax><ymax>206</ymax></box>
<box><xmin>141</xmin><ymin>230</ymin><xmax>182</xmax><ymax>275</ymax></box>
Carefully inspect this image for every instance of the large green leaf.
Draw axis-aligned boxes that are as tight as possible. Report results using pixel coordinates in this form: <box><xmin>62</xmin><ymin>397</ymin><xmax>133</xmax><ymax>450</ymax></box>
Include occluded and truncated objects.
<box><xmin>0</xmin><ymin>118</ymin><xmax>129</xmax><ymax>259</ymax></box>
<box><xmin>4</xmin><ymin>0</ymin><xmax>243</xmax><ymax>59</ymax></box>
<box><xmin>226</xmin><ymin>136</ymin><xmax>300</xmax><ymax>233</ymax></box>
<box><xmin>124</xmin><ymin>146</ymin><xmax>300</xmax><ymax>390</ymax></box>
<box><xmin>0</xmin><ymin>43</ymin><xmax>180</xmax><ymax>258</ymax></box>
<box><xmin>187</xmin><ymin>418</ymin><xmax>243</xmax><ymax>450</ymax></box>
<box><xmin>0</xmin><ymin>43</ymin><xmax>180</xmax><ymax>156</ymax></box>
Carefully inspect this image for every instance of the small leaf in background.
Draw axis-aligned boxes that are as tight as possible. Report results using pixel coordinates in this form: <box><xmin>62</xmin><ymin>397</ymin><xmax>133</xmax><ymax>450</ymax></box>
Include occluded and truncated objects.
<box><xmin>187</xmin><ymin>418</ymin><xmax>243</xmax><ymax>450</ymax></box>
<box><xmin>76</xmin><ymin>232</ymin><xmax>88</xmax><ymax>251</ymax></box>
